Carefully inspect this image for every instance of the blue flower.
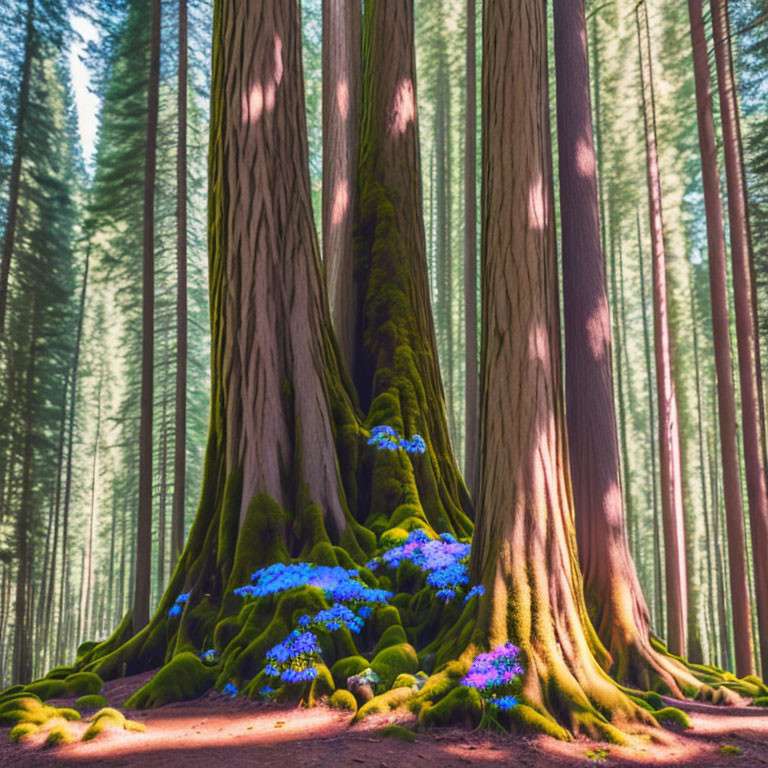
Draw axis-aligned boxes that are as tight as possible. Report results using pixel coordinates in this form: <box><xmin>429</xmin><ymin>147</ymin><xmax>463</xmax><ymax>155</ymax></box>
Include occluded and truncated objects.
<box><xmin>223</xmin><ymin>683</ymin><xmax>238</xmax><ymax>697</ymax></box>
<box><xmin>464</xmin><ymin>585</ymin><xmax>485</xmax><ymax>603</ymax></box>
<box><xmin>264</xmin><ymin>664</ymin><xmax>280</xmax><ymax>676</ymax></box>
<box><xmin>168</xmin><ymin>604</ymin><xmax>182</xmax><ymax>617</ymax></box>
<box><xmin>259</xmin><ymin>686</ymin><xmax>275</xmax><ymax>697</ymax></box>
<box><xmin>176</xmin><ymin>592</ymin><xmax>191</xmax><ymax>604</ymax></box>
<box><xmin>494</xmin><ymin>696</ymin><xmax>518</xmax><ymax>710</ymax></box>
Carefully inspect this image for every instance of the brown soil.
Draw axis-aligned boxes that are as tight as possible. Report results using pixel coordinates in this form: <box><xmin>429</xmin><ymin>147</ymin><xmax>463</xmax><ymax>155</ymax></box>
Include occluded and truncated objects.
<box><xmin>1</xmin><ymin>671</ymin><xmax>767</xmax><ymax>767</ymax></box>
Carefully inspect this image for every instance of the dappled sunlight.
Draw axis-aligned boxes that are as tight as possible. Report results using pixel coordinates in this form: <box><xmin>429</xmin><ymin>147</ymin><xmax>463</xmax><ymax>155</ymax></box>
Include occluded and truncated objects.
<box><xmin>575</xmin><ymin>136</ymin><xmax>596</xmax><ymax>178</ymax></box>
<box><xmin>240</xmin><ymin>35</ymin><xmax>283</xmax><ymax>124</ymax></box>
<box><xmin>528</xmin><ymin>320</ymin><xmax>550</xmax><ymax>365</ymax></box>
<box><xmin>330</xmin><ymin>179</ymin><xmax>349</xmax><ymax>227</ymax></box>
<box><xmin>336</xmin><ymin>79</ymin><xmax>349</xmax><ymax>119</ymax></box>
<box><xmin>527</xmin><ymin>172</ymin><xmax>546</xmax><ymax>231</ymax></box>
<box><xmin>388</xmin><ymin>78</ymin><xmax>415</xmax><ymax>135</ymax></box>
<box><xmin>584</xmin><ymin>293</ymin><xmax>611</xmax><ymax>360</ymax></box>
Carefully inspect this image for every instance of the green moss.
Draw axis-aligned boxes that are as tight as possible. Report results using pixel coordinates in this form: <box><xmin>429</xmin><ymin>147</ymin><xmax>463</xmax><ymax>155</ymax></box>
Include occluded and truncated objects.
<box><xmin>64</xmin><ymin>672</ymin><xmax>103</xmax><ymax>696</ymax></box>
<box><xmin>81</xmin><ymin>708</ymin><xmax>126</xmax><ymax>741</ymax></box>
<box><xmin>418</xmin><ymin>686</ymin><xmax>483</xmax><ymax>728</ymax></box>
<box><xmin>44</xmin><ymin>724</ymin><xmax>75</xmax><ymax>748</ymax></box>
<box><xmin>742</xmin><ymin>675</ymin><xmax>768</xmax><ymax>696</ymax></box>
<box><xmin>23</xmin><ymin>679</ymin><xmax>66</xmax><ymax>701</ymax></box>
<box><xmin>753</xmin><ymin>696</ymin><xmax>768</xmax><ymax>707</ymax></box>
<box><xmin>0</xmin><ymin>697</ymin><xmax>58</xmax><ymax>726</ymax></box>
<box><xmin>76</xmin><ymin>694</ymin><xmax>108</xmax><ymax>711</ymax></box>
<box><xmin>654</xmin><ymin>707</ymin><xmax>692</xmax><ymax>729</ymax></box>
<box><xmin>0</xmin><ymin>684</ymin><xmax>24</xmax><ymax>700</ymax></box>
<box><xmin>378</xmin><ymin>528</ymin><xmax>410</xmax><ymax>548</ymax></box>
<box><xmin>372</xmin><ymin>605</ymin><xmax>402</xmax><ymax>636</ymax></box>
<box><xmin>719</xmin><ymin>744</ymin><xmax>742</xmax><ymax>755</ymax></box>
<box><xmin>307</xmin><ymin>664</ymin><xmax>335</xmax><ymax>707</ymax></box>
<box><xmin>355</xmin><ymin>686</ymin><xmax>414</xmax><ymax>720</ymax></box>
<box><xmin>44</xmin><ymin>666</ymin><xmax>74</xmax><ymax>680</ymax></box>
<box><xmin>329</xmin><ymin>689</ymin><xmax>357</xmax><ymax>712</ymax></box>
<box><xmin>507</xmin><ymin>704</ymin><xmax>571</xmax><ymax>741</ymax></box>
<box><xmin>391</xmin><ymin>674</ymin><xmax>418</xmax><ymax>690</ymax></box>
<box><xmin>377</xmin><ymin>724</ymin><xmax>416</xmax><ymax>742</ymax></box>
<box><xmin>55</xmin><ymin>708</ymin><xmax>81</xmax><ymax>721</ymax></box>
<box><xmin>330</xmin><ymin>656</ymin><xmax>370</xmax><ymax>689</ymax></box>
<box><xmin>9</xmin><ymin>722</ymin><xmax>38</xmax><ymax>742</ymax></box>
<box><xmin>370</xmin><ymin>643</ymin><xmax>419</xmax><ymax>688</ymax></box>
<box><xmin>373</xmin><ymin>625</ymin><xmax>408</xmax><ymax>656</ymax></box>
<box><xmin>126</xmin><ymin>652</ymin><xmax>216</xmax><ymax>709</ymax></box>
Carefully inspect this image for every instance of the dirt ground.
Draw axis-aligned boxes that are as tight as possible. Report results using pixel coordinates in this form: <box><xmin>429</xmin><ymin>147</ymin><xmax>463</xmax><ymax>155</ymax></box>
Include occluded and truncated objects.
<box><xmin>1</xmin><ymin>670</ymin><xmax>768</xmax><ymax>767</ymax></box>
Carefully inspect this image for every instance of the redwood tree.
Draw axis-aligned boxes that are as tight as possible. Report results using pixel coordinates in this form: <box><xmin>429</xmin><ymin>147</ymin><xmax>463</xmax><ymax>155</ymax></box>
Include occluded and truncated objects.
<box><xmin>711</xmin><ymin>0</ymin><xmax>768</xmax><ymax>676</ymax></box>
<box><xmin>688</xmin><ymin>0</ymin><xmax>753</xmax><ymax>676</ymax></box>
<box><xmin>635</xmin><ymin>1</ymin><xmax>688</xmax><ymax>658</ymax></box>
<box><xmin>322</xmin><ymin>0</ymin><xmax>360</xmax><ymax>375</ymax></box>
<box><xmin>554</xmin><ymin>0</ymin><xmax>701</xmax><ymax>695</ymax></box>
<box><xmin>462</xmin><ymin>0</ymin><xmax>653</xmax><ymax>740</ymax></box>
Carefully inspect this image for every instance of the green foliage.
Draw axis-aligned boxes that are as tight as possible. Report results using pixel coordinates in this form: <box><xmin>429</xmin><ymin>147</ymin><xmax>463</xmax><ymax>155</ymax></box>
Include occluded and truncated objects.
<box><xmin>9</xmin><ymin>722</ymin><xmax>38</xmax><ymax>742</ymax></box>
<box><xmin>328</xmin><ymin>689</ymin><xmax>357</xmax><ymax>712</ymax></box>
<box><xmin>719</xmin><ymin>744</ymin><xmax>742</xmax><ymax>756</ymax></box>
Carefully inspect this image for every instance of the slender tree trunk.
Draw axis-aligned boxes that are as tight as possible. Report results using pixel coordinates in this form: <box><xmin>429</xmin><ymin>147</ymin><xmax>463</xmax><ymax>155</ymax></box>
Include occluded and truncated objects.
<box><xmin>13</xmin><ymin>310</ymin><xmax>38</xmax><ymax>684</ymax></box>
<box><xmin>355</xmin><ymin>0</ymin><xmax>471</xmax><ymax>536</ymax></box>
<box><xmin>711</xmin><ymin>0</ymin><xmax>768</xmax><ymax>676</ymax></box>
<box><xmin>157</xmin><ymin>325</ymin><xmax>170</xmax><ymax>598</ymax></box>
<box><xmin>712</xmin><ymin>416</ymin><xmax>733</xmax><ymax>670</ymax></box>
<box><xmin>0</xmin><ymin>0</ymin><xmax>34</xmax><ymax>336</ymax></box>
<box><xmin>637</xmin><ymin>210</ymin><xmax>664</xmax><ymax>636</ymax></box>
<box><xmin>322</xmin><ymin>0</ymin><xmax>361</xmax><ymax>375</ymax></box>
<box><xmin>463</xmin><ymin>0</ymin><xmax>479</xmax><ymax>499</ymax></box>
<box><xmin>133</xmin><ymin>0</ymin><xmax>161</xmax><ymax>633</ymax></box>
<box><xmin>465</xmin><ymin>0</ymin><xmax>653</xmax><ymax>739</ymax></box>
<box><xmin>171</xmin><ymin>0</ymin><xmax>188</xmax><ymax>567</ymax></box>
<box><xmin>688</xmin><ymin>0</ymin><xmax>753</xmax><ymax>676</ymax></box>
<box><xmin>636</xmin><ymin>1</ymin><xmax>688</xmax><ymax>657</ymax></box>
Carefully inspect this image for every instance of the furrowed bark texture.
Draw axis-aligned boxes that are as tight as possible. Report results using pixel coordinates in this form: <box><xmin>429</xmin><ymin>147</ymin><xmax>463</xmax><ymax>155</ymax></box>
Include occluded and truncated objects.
<box><xmin>636</xmin><ymin>3</ymin><xmax>688</xmax><ymax>658</ymax></box>
<box><xmin>463</xmin><ymin>0</ymin><xmax>479</xmax><ymax>500</ymax></box>
<box><xmin>356</xmin><ymin>0</ymin><xmax>472</xmax><ymax>537</ymax></box>
<box><xmin>711</xmin><ymin>0</ymin><xmax>768</xmax><ymax>677</ymax></box>
<box><xmin>323</xmin><ymin>0</ymin><xmax>360</xmax><ymax>374</ymax></box>
<box><xmin>688</xmin><ymin>0</ymin><xmax>753</xmax><ymax>676</ymax></box>
<box><xmin>467</xmin><ymin>0</ymin><xmax>650</xmax><ymax>739</ymax></box>
<box><xmin>554</xmin><ymin>0</ymin><xmax>694</xmax><ymax>696</ymax></box>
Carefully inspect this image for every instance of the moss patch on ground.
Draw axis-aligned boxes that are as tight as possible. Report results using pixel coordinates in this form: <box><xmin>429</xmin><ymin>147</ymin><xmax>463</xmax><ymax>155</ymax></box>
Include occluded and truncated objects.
<box><xmin>126</xmin><ymin>652</ymin><xmax>216</xmax><ymax>709</ymax></box>
<box><xmin>82</xmin><ymin>708</ymin><xmax>145</xmax><ymax>741</ymax></box>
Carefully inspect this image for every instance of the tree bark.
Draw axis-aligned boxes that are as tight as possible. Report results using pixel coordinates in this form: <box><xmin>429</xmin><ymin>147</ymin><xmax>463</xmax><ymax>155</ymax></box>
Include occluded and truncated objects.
<box><xmin>171</xmin><ymin>0</ymin><xmax>188</xmax><ymax>567</ymax></box>
<box><xmin>464</xmin><ymin>0</ymin><xmax>653</xmax><ymax>739</ymax></box>
<box><xmin>355</xmin><ymin>0</ymin><xmax>471</xmax><ymax>538</ymax></box>
<box><xmin>688</xmin><ymin>0</ymin><xmax>753</xmax><ymax>676</ymax></box>
<box><xmin>322</xmin><ymin>0</ymin><xmax>360</xmax><ymax>376</ymax></box>
<box><xmin>0</xmin><ymin>0</ymin><xmax>34</xmax><ymax>336</ymax></box>
<box><xmin>554</xmin><ymin>0</ymin><xmax>695</xmax><ymax>695</ymax></box>
<box><xmin>711</xmin><ymin>0</ymin><xmax>768</xmax><ymax>677</ymax></box>
<box><xmin>133</xmin><ymin>0</ymin><xmax>161</xmax><ymax>633</ymax></box>
<box><xmin>463</xmin><ymin>0</ymin><xmax>479</xmax><ymax>500</ymax></box>
<box><xmin>635</xmin><ymin>1</ymin><xmax>688</xmax><ymax>658</ymax></box>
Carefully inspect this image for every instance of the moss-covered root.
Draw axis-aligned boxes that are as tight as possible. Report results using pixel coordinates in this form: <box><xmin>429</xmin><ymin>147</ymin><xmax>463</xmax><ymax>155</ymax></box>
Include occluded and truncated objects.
<box><xmin>9</xmin><ymin>722</ymin><xmax>39</xmax><ymax>742</ymax></box>
<box><xmin>376</xmin><ymin>724</ymin><xmax>416</xmax><ymax>742</ymax></box>
<box><xmin>23</xmin><ymin>671</ymin><xmax>103</xmax><ymax>702</ymax></box>
<box><xmin>76</xmin><ymin>694</ymin><xmax>108</xmax><ymax>711</ymax></box>
<box><xmin>0</xmin><ymin>696</ymin><xmax>80</xmax><ymax>727</ymax></box>
<box><xmin>126</xmin><ymin>652</ymin><xmax>216</xmax><ymax>709</ymax></box>
<box><xmin>329</xmin><ymin>690</ymin><xmax>357</xmax><ymax>712</ymax></box>
<box><xmin>354</xmin><ymin>687</ymin><xmax>415</xmax><ymax>721</ymax></box>
<box><xmin>653</xmin><ymin>707</ymin><xmax>692</xmax><ymax>730</ymax></box>
<box><xmin>44</xmin><ymin>724</ymin><xmax>76</xmax><ymax>748</ymax></box>
<box><xmin>82</xmin><ymin>708</ymin><xmax>146</xmax><ymax>741</ymax></box>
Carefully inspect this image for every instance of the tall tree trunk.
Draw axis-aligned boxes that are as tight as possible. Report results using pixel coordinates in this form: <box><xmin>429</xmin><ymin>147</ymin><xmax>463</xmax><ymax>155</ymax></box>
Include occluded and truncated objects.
<box><xmin>57</xmin><ymin>246</ymin><xmax>89</xmax><ymax>662</ymax></box>
<box><xmin>637</xmin><ymin>210</ymin><xmax>664</xmax><ymax>636</ymax></box>
<box><xmin>711</xmin><ymin>0</ymin><xmax>768</xmax><ymax>677</ymax></box>
<box><xmin>13</xmin><ymin>310</ymin><xmax>38</xmax><ymax>684</ymax></box>
<box><xmin>0</xmin><ymin>0</ymin><xmax>34</xmax><ymax>336</ymax></box>
<box><xmin>157</xmin><ymin>325</ymin><xmax>170</xmax><ymax>598</ymax></box>
<box><xmin>688</xmin><ymin>0</ymin><xmax>753</xmax><ymax>676</ymax></box>
<box><xmin>464</xmin><ymin>0</ymin><xmax>653</xmax><ymax>740</ymax></box>
<box><xmin>354</xmin><ymin>0</ymin><xmax>471</xmax><ymax>536</ymax></box>
<box><xmin>133</xmin><ymin>0</ymin><xmax>161</xmax><ymax>633</ymax></box>
<box><xmin>463</xmin><ymin>0</ymin><xmax>479</xmax><ymax>500</ymax></box>
<box><xmin>635</xmin><ymin>1</ymin><xmax>688</xmax><ymax>657</ymax></box>
<box><xmin>322</xmin><ymin>0</ymin><xmax>360</xmax><ymax>375</ymax></box>
<box><xmin>554</xmin><ymin>0</ymin><xmax>696</xmax><ymax>695</ymax></box>
<box><xmin>171</xmin><ymin>0</ymin><xmax>188</xmax><ymax>567</ymax></box>
<box><xmin>83</xmin><ymin>372</ymin><xmax>103</xmax><ymax>639</ymax></box>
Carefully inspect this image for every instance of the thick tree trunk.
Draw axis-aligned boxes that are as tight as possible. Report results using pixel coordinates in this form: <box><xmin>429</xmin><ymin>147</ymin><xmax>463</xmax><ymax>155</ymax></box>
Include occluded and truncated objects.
<box><xmin>463</xmin><ymin>0</ymin><xmax>479</xmax><ymax>500</ymax></box>
<box><xmin>635</xmin><ymin>2</ymin><xmax>688</xmax><ymax>658</ymax></box>
<box><xmin>355</xmin><ymin>0</ymin><xmax>471</xmax><ymax>538</ymax></box>
<box><xmin>322</xmin><ymin>0</ymin><xmax>360</xmax><ymax>376</ymax></box>
<box><xmin>711</xmin><ymin>0</ymin><xmax>768</xmax><ymax>677</ymax></box>
<box><xmin>464</xmin><ymin>0</ymin><xmax>652</xmax><ymax>740</ymax></box>
<box><xmin>133</xmin><ymin>0</ymin><xmax>161</xmax><ymax>633</ymax></box>
<box><xmin>554</xmin><ymin>0</ymin><xmax>696</xmax><ymax>695</ymax></box>
<box><xmin>688</xmin><ymin>0</ymin><xmax>753</xmax><ymax>676</ymax></box>
<box><xmin>0</xmin><ymin>0</ymin><xmax>34</xmax><ymax>336</ymax></box>
<box><xmin>171</xmin><ymin>0</ymin><xmax>188</xmax><ymax>567</ymax></box>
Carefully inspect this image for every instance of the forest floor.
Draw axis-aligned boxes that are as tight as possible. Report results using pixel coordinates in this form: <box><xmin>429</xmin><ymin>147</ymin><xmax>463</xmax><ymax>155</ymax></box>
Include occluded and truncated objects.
<box><xmin>1</xmin><ymin>670</ymin><xmax>768</xmax><ymax>767</ymax></box>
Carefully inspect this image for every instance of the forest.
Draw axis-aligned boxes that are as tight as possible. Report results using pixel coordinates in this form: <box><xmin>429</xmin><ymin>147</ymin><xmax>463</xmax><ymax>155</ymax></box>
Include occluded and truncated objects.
<box><xmin>0</xmin><ymin>0</ymin><xmax>767</xmax><ymax>765</ymax></box>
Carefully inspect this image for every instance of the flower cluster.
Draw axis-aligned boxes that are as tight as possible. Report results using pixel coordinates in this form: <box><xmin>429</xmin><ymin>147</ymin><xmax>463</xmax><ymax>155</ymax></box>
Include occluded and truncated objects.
<box><xmin>462</xmin><ymin>644</ymin><xmax>523</xmax><ymax>710</ymax></box>
<box><xmin>198</xmin><ymin>649</ymin><xmax>219</xmax><ymax>664</ymax></box>
<box><xmin>222</xmin><ymin>682</ymin><xmax>238</xmax><ymax>697</ymax></box>
<box><xmin>234</xmin><ymin>563</ymin><xmax>391</xmax><ymax>606</ymax></box>
<box><xmin>263</xmin><ymin>630</ymin><xmax>322</xmax><ymax>684</ymax></box>
<box><xmin>168</xmin><ymin>592</ymin><xmax>191</xmax><ymax>617</ymax></box>
<box><xmin>368</xmin><ymin>425</ymin><xmax>427</xmax><ymax>455</ymax></box>
<box><xmin>297</xmin><ymin>603</ymin><xmax>367</xmax><ymax>634</ymax></box>
<box><xmin>372</xmin><ymin>529</ymin><xmax>474</xmax><ymax>602</ymax></box>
